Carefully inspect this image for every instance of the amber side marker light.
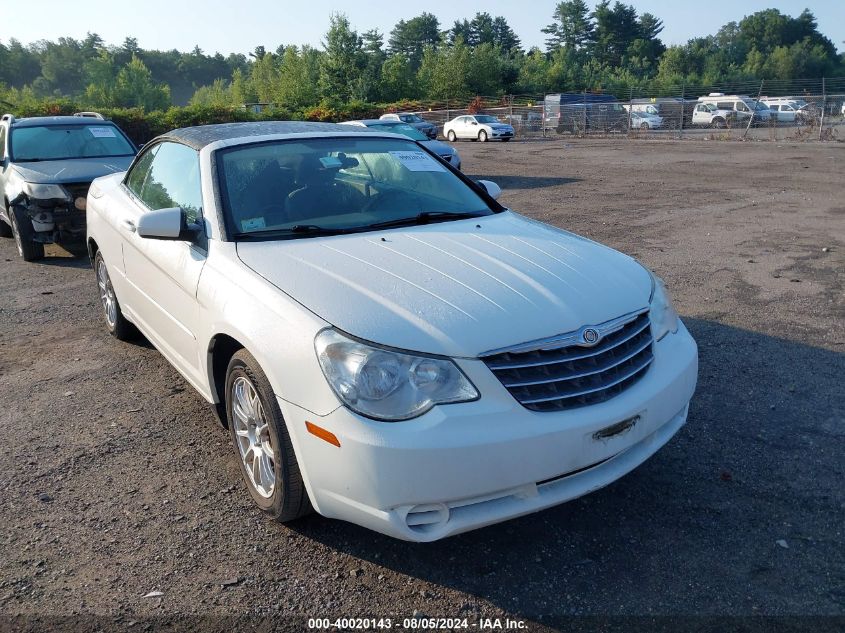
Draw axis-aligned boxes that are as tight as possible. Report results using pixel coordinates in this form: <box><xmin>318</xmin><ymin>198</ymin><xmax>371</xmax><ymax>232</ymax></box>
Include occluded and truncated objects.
<box><xmin>305</xmin><ymin>421</ymin><xmax>341</xmax><ymax>447</ymax></box>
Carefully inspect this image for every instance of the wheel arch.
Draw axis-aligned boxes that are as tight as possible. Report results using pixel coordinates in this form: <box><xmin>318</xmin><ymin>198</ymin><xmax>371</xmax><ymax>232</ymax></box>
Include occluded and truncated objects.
<box><xmin>87</xmin><ymin>236</ymin><xmax>99</xmax><ymax>264</ymax></box>
<box><xmin>207</xmin><ymin>332</ymin><xmax>247</xmax><ymax>427</ymax></box>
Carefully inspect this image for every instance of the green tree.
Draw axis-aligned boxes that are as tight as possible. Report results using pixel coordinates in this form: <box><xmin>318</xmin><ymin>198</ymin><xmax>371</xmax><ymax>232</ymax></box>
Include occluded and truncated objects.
<box><xmin>380</xmin><ymin>54</ymin><xmax>416</xmax><ymax>101</ymax></box>
<box><xmin>388</xmin><ymin>13</ymin><xmax>441</xmax><ymax>71</ymax></box>
<box><xmin>360</xmin><ymin>29</ymin><xmax>387</xmax><ymax>101</ymax></box>
<box><xmin>113</xmin><ymin>55</ymin><xmax>171</xmax><ymax>110</ymax></box>
<box><xmin>418</xmin><ymin>40</ymin><xmax>471</xmax><ymax>100</ymax></box>
<box><xmin>543</xmin><ymin>0</ymin><xmax>594</xmax><ymax>52</ymax></box>
<box><xmin>277</xmin><ymin>46</ymin><xmax>320</xmax><ymax>108</ymax></box>
<box><xmin>319</xmin><ymin>14</ymin><xmax>365</xmax><ymax>102</ymax></box>
<box><xmin>250</xmin><ymin>51</ymin><xmax>278</xmax><ymax>103</ymax></box>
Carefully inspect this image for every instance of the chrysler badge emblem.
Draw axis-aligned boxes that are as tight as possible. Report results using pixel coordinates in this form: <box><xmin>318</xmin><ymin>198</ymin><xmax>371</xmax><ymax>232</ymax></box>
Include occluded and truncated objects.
<box><xmin>582</xmin><ymin>328</ymin><xmax>600</xmax><ymax>346</ymax></box>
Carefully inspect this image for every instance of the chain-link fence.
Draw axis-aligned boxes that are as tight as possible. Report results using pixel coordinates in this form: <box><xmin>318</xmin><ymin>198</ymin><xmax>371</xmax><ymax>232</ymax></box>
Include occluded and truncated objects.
<box><xmin>401</xmin><ymin>78</ymin><xmax>845</xmax><ymax>142</ymax></box>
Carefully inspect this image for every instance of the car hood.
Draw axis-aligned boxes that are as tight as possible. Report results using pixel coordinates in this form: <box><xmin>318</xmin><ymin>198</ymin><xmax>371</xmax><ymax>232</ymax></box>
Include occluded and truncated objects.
<box><xmin>420</xmin><ymin>139</ymin><xmax>455</xmax><ymax>156</ymax></box>
<box><xmin>12</xmin><ymin>156</ymin><xmax>134</xmax><ymax>184</ymax></box>
<box><xmin>412</xmin><ymin>121</ymin><xmax>435</xmax><ymax>129</ymax></box>
<box><xmin>488</xmin><ymin>123</ymin><xmax>513</xmax><ymax>130</ymax></box>
<box><xmin>236</xmin><ymin>211</ymin><xmax>652</xmax><ymax>358</ymax></box>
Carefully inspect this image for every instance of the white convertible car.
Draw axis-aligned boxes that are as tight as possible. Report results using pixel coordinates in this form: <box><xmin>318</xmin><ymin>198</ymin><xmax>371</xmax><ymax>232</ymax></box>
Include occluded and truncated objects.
<box><xmin>87</xmin><ymin>122</ymin><xmax>697</xmax><ymax>541</ymax></box>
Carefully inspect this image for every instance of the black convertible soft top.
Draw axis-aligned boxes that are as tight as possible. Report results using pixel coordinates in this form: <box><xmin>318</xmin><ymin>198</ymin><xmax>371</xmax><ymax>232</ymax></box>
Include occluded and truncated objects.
<box><xmin>159</xmin><ymin>121</ymin><xmax>369</xmax><ymax>150</ymax></box>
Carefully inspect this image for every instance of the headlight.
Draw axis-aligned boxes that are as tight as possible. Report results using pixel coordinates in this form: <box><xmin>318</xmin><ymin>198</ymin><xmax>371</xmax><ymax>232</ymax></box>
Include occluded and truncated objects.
<box><xmin>315</xmin><ymin>329</ymin><xmax>479</xmax><ymax>421</ymax></box>
<box><xmin>649</xmin><ymin>273</ymin><xmax>679</xmax><ymax>341</ymax></box>
<box><xmin>23</xmin><ymin>182</ymin><xmax>69</xmax><ymax>201</ymax></box>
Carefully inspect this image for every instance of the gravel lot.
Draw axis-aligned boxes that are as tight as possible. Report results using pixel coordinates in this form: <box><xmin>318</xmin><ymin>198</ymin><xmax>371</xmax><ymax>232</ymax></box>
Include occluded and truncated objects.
<box><xmin>1</xmin><ymin>139</ymin><xmax>843</xmax><ymax>632</ymax></box>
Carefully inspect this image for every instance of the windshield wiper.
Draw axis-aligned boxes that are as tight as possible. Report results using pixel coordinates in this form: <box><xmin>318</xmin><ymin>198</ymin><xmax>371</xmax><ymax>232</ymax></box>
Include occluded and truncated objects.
<box><xmin>365</xmin><ymin>211</ymin><xmax>485</xmax><ymax>230</ymax></box>
<box><xmin>235</xmin><ymin>225</ymin><xmax>350</xmax><ymax>240</ymax></box>
<box><xmin>289</xmin><ymin>224</ymin><xmax>350</xmax><ymax>235</ymax></box>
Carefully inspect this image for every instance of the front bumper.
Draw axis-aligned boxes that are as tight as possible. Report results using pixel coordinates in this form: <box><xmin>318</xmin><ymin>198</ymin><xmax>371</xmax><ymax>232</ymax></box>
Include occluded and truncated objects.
<box><xmin>281</xmin><ymin>321</ymin><xmax>698</xmax><ymax>542</ymax></box>
<box><xmin>17</xmin><ymin>201</ymin><xmax>86</xmax><ymax>244</ymax></box>
<box><xmin>490</xmin><ymin>129</ymin><xmax>514</xmax><ymax>139</ymax></box>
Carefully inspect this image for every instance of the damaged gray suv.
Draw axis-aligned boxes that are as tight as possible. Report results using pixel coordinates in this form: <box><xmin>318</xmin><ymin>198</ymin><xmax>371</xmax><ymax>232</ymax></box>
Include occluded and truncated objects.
<box><xmin>0</xmin><ymin>113</ymin><xmax>136</xmax><ymax>261</ymax></box>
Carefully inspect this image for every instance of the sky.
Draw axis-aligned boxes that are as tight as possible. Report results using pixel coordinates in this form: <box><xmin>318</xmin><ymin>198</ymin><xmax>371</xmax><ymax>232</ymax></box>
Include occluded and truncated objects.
<box><xmin>4</xmin><ymin>0</ymin><xmax>844</xmax><ymax>55</ymax></box>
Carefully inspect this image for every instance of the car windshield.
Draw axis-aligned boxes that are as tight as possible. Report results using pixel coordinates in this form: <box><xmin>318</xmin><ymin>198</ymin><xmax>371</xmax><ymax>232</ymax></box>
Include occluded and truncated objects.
<box><xmin>753</xmin><ymin>101</ymin><xmax>769</xmax><ymax>111</ymax></box>
<box><xmin>371</xmin><ymin>123</ymin><xmax>428</xmax><ymax>141</ymax></box>
<box><xmin>219</xmin><ymin>137</ymin><xmax>494</xmax><ymax>239</ymax></box>
<box><xmin>11</xmin><ymin>124</ymin><xmax>135</xmax><ymax>161</ymax></box>
<box><xmin>399</xmin><ymin>114</ymin><xmax>422</xmax><ymax>123</ymax></box>
<box><xmin>474</xmin><ymin>115</ymin><xmax>499</xmax><ymax>124</ymax></box>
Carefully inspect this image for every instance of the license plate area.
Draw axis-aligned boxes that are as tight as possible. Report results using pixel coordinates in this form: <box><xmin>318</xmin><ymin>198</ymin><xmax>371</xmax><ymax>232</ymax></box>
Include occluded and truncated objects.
<box><xmin>593</xmin><ymin>414</ymin><xmax>641</xmax><ymax>442</ymax></box>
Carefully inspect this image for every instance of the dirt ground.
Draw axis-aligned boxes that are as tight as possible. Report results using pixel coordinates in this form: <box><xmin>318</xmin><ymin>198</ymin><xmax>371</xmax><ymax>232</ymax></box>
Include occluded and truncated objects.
<box><xmin>1</xmin><ymin>138</ymin><xmax>843</xmax><ymax>632</ymax></box>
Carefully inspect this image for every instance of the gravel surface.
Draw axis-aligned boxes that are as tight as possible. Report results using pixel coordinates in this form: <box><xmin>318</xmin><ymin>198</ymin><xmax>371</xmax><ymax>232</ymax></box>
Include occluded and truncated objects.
<box><xmin>1</xmin><ymin>139</ymin><xmax>843</xmax><ymax>632</ymax></box>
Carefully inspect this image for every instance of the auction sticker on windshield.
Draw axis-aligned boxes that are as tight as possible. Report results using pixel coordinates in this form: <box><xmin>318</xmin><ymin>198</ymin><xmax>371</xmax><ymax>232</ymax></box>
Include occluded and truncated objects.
<box><xmin>389</xmin><ymin>150</ymin><xmax>446</xmax><ymax>172</ymax></box>
<box><xmin>88</xmin><ymin>127</ymin><xmax>117</xmax><ymax>138</ymax></box>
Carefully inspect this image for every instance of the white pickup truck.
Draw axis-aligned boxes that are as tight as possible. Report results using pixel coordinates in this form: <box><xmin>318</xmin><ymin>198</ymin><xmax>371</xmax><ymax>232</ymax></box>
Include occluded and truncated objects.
<box><xmin>691</xmin><ymin>103</ymin><xmax>736</xmax><ymax>128</ymax></box>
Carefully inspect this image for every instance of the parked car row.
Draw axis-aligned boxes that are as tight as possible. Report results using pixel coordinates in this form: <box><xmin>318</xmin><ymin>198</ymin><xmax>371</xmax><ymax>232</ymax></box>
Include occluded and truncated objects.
<box><xmin>1</xmin><ymin>114</ymin><xmax>698</xmax><ymax>542</ymax></box>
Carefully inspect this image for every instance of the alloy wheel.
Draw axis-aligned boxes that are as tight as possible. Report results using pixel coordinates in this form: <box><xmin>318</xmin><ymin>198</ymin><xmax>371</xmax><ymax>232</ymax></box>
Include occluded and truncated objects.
<box><xmin>231</xmin><ymin>376</ymin><xmax>276</xmax><ymax>499</ymax></box>
<box><xmin>97</xmin><ymin>258</ymin><xmax>117</xmax><ymax>328</ymax></box>
<box><xmin>10</xmin><ymin>213</ymin><xmax>23</xmax><ymax>257</ymax></box>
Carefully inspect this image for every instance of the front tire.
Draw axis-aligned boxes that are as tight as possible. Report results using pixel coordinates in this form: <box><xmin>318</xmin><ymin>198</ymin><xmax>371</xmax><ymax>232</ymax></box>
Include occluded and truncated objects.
<box><xmin>478</xmin><ymin>130</ymin><xmax>488</xmax><ymax>142</ymax></box>
<box><xmin>94</xmin><ymin>251</ymin><xmax>135</xmax><ymax>340</ymax></box>
<box><xmin>9</xmin><ymin>205</ymin><xmax>44</xmax><ymax>261</ymax></box>
<box><xmin>226</xmin><ymin>349</ymin><xmax>312</xmax><ymax>522</ymax></box>
<box><xmin>447</xmin><ymin>130</ymin><xmax>457</xmax><ymax>142</ymax></box>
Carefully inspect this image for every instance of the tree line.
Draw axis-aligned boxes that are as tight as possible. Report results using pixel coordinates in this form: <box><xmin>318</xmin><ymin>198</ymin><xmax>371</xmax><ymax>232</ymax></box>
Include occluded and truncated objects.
<box><xmin>1</xmin><ymin>3</ymin><xmax>842</xmax><ymax>115</ymax></box>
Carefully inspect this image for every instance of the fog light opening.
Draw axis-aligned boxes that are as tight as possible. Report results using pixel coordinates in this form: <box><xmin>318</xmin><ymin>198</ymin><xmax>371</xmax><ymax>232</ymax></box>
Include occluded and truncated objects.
<box><xmin>404</xmin><ymin>503</ymin><xmax>450</xmax><ymax>532</ymax></box>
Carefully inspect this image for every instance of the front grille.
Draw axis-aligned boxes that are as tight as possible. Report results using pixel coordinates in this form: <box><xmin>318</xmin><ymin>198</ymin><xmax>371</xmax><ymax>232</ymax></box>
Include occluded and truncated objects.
<box><xmin>482</xmin><ymin>311</ymin><xmax>654</xmax><ymax>412</ymax></box>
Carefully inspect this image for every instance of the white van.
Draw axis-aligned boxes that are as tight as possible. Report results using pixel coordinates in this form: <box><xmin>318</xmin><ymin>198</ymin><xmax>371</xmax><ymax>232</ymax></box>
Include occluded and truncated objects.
<box><xmin>696</xmin><ymin>93</ymin><xmax>772</xmax><ymax>125</ymax></box>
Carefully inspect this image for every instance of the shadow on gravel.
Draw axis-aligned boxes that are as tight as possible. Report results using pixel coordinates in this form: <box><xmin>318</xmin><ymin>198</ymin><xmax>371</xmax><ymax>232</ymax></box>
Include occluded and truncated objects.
<box><xmin>31</xmin><ymin>255</ymin><xmax>90</xmax><ymax>269</ymax></box>
<box><xmin>470</xmin><ymin>175</ymin><xmax>581</xmax><ymax>189</ymax></box>
<box><xmin>289</xmin><ymin>318</ymin><xmax>844</xmax><ymax>620</ymax></box>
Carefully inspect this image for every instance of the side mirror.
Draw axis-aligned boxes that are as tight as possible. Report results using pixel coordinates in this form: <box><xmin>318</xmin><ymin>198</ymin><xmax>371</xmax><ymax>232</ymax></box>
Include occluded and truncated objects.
<box><xmin>477</xmin><ymin>179</ymin><xmax>502</xmax><ymax>201</ymax></box>
<box><xmin>137</xmin><ymin>207</ymin><xmax>201</xmax><ymax>241</ymax></box>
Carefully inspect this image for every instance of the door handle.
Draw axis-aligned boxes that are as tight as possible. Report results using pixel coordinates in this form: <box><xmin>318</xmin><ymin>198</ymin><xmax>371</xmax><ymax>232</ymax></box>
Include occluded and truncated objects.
<box><xmin>120</xmin><ymin>218</ymin><xmax>136</xmax><ymax>233</ymax></box>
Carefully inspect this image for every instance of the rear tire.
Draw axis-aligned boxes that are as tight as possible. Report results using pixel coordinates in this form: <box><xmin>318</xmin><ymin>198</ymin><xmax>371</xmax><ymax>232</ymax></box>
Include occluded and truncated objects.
<box><xmin>447</xmin><ymin>130</ymin><xmax>456</xmax><ymax>142</ymax></box>
<box><xmin>9</xmin><ymin>205</ymin><xmax>44</xmax><ymax>261</ymax></box>
<box><xmin>226</xmin><ymin>349</ymin><xmax>312</xmax><ymax>522</ymax></box>
<box><xmin>94</xmin><ymin>251</ymin><xmax>135</xmax><ymax>341</ymax></box>
<box><xmin>711</xmin><ymin>118</ymin><xmax>726</xmax><ymax>129</ymax></box>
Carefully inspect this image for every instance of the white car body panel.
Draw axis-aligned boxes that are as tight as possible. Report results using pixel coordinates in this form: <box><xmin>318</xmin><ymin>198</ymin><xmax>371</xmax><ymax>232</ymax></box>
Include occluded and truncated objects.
<box><xmin>235</xmin><ymin>211</ymin><xmax>651</xmax><ymax>358</ymax></box>
<box><xmin>87</xmin><ymin>126</ymin><xmax>697</xmax><ymax>541</ymax></box>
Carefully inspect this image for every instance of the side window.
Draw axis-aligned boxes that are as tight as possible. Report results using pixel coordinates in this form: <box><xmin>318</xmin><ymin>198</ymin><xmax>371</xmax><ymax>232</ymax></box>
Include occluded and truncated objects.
<box><xmin>139</xmin><ymin>142</ymin><xmax>202</xmax><ymax>223</ymax></box>
<box><xmin>125</xmin><ymin>144</ymin><xmax>159</xmax><ymax>197</ymax></box>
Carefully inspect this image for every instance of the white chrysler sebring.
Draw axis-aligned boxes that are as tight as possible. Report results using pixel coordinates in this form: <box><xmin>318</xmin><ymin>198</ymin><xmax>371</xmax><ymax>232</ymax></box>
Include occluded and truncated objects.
<box><xmin>86</xmin><ymin>122</ymin><xmax>697</xmax><ymax>542</ymax></box>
